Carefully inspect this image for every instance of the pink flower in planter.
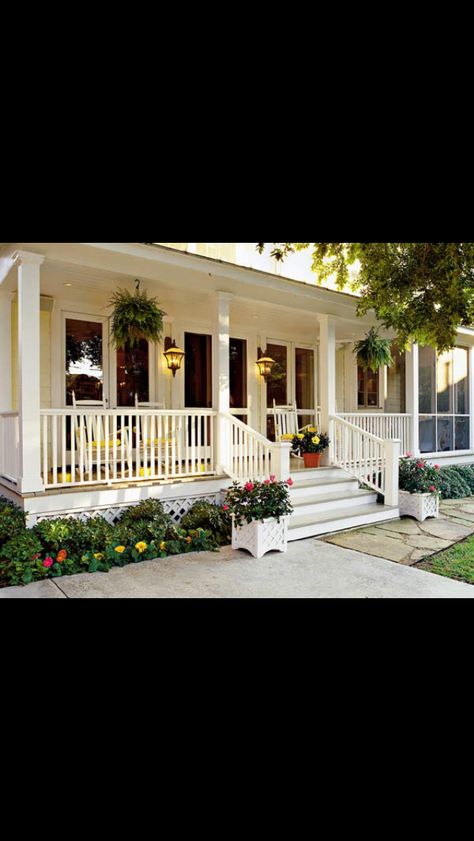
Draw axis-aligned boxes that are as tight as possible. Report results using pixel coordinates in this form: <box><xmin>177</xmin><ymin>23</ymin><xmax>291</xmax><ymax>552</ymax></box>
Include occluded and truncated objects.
<box><xmin>264</xmin><ymin>479</ymin><xmax>271</xmax><ymax>485</ymax></box>
<box><xmin>222</xmin><ymin>505</ymin><xmax>229</xmax><ymax>511</ymax></box>
<box><xmin>287</xmin><ymin>478</ymin><xmax>294</xmax><ymax>486</ymax></box>
<box><xmin>405</xmin><ymin>452</ymin><xmax>413</xmax><ymax>458</ymax></box>
<box><xmin>43</xmin><ymin>557</ymin><xmax>53</xmax><ymax>569</ymax></box>
<box><xmin>269</xmin><ymin>475</ymin><xmax>276</xmax><ymax>482</ymax></box>
<box><xmin>434</xmin><ymin>464</ymin><xmax>440</xmax><ymax>470</ymax></box>
<box><xmin>429</xmin><ymin>485</ymin><xmax>437</xmax><ymax>492</ymax></box>
<box><xmin>416</xmin><ymin>461</ymin><xmax>425</xmax><ymax>468</ymax></box>
<box><xmin>245</xmin><ymin>482</ymin><xmax>254</xmax><ymax>492</ymax></box>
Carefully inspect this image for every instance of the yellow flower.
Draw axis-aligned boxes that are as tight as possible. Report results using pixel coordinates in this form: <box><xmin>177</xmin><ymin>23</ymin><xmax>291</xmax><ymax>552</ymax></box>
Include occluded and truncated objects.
<box><xmin>94</xmin><ymin>553</ymin><xmax>104</xmax><ymax>561</ymax></box>
<box><xmin>185</xmin><ymin>536</ymin><xmax>192</xmax><ymax>544</ymax></box>
<box><xmin>312</xmin><ymin>436</ymin><xmax>320</xmax><ymax>445</ymax></box>
<box><xmin>308</xmin><ymin>427</ymin><xmax>317</xmax><ymax>433</ymax></box>
<box><xmin>160</xmin><ymin>541</ymin><xmax>167</xmax><ymax>551</ymax></box>
<box><xmin>114</xmin><ymin>546</ymin><xmax>126</xmax><ymax>554</ymax></box>
<box><xmin>135</xmin><ymin>542</ymin><xmax>148</xmax><ymax>553</ymax></box>
<box><xmin>297</xmin><ymin>434</ymin><xmax>305</xmax><ymax>440</ymax></box>
<box><xmin>281</xmin><ymin>434</ymin><xmax>294</xmax><ymax>441</ymax></box>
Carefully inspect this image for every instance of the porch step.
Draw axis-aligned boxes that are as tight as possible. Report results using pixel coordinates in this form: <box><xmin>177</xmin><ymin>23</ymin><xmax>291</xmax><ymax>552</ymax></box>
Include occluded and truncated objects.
<box><xmin>290</xmin><ymin>466</ymin><xmax>353</xmax><ymax>483</ymax></box>
<box><xmin>289</xmin><ymin>475</ymin><xmax>360</xmax><ymax>499</ymax></box>
<box><xmin>288</xmin><ymin>503</ymin><xmax>399</xmax><ymax>542</ymax></box>
<box><xmin>290</xmin><ymin>488</ymin><xmax>378</xmax><ymax>517</ymax></box>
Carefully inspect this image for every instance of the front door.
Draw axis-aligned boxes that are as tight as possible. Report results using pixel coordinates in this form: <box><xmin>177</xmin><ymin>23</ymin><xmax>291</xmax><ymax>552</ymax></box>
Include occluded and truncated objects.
<box><xmin>185</xmin><ymin>332</ymin><xmax>213</xmax><ymax>408</ymax></box>
<box><xmin>65</xmin><ymin>314</ymin><xmax>109</xmax><ymax>407</ymax></box>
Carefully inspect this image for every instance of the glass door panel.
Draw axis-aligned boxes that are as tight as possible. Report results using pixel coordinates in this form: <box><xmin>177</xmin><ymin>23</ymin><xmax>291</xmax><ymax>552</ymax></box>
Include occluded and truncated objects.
<box><xmin>116</xmin><ymin>339</ymin><xmax>150</xmax><ymax>407</ymax></box>
<box><xmin>66</xmin><ymin>318</ymin><xmax>106</xmax><ymax>406</ymax></box>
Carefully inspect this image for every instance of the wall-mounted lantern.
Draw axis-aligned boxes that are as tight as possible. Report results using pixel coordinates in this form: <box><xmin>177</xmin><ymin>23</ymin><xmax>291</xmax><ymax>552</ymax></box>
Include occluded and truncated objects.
<box><xmin>256</xmin><ymin>348</ymin><xmax>276</xmax><ymax>382</ymax></box>
<box><xmin>163</xmin><ymin>338</ymin><xmax>186</xmax><ymax>377</ymax></box>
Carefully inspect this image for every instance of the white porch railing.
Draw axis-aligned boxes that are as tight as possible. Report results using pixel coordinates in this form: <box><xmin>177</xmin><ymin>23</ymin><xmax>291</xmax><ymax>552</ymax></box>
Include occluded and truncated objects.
<box><xmin>337</xmin><ymin>413</ymin><xmax>411</xmax><ymax>455</ymax></box>
<box><xmin>40</xmin><ymin>409</ymin><xmax>217</xmax><ymax>489</ymax></box>
<box><xmin>330</xmin><ymin>414</ymin><xmax>400</xmax><ymax>505</ymax></box>
<box><xmin>0</xmin><ymin>411</ymin><xmax>20</xmax><ymax>486</ymax></box>
<box><xmin>223</xmin><ymin>414</ymin><xmax>273</xmax><ymax>481</ymax></box>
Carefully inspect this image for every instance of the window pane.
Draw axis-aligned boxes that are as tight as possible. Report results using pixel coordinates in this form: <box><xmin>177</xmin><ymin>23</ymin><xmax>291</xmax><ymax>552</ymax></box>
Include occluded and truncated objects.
<box><xmin>386</xmin><ymin>344</ymin><xmax>406</xmax><ymax>413</ymax></box>
<box><xmin>366</xmin><ymin>371</ymin><xmax>379</xmax><ymax>407</ymax></box>
<box><xmin>66</xmin><ymin>319</ymin><xmax>103</xmax><ymax>405</ymax></box>
<box><xmin>116</xmin><ymin>339</ymin><xmax>149</xmax><ymax>407</ymax></box>
<box><xmin>419</xmin><ymin>346</ymin><xmax>436</xmax><ymax>413</ymax></box>
<box><xmin>437</xmin><ymin>417</ymin><xmax>453</xmax><ymax>452</ymax></box>
<box><xmin>437</xmin><ymin>351</ymin><xmax>453</xmax><ymax>413</ymax></box>
<box><xmin>267</xmin><ymin>344</ymin><xmax>288</xmax><ymax>408</ymax></box>
<box><xmin>454</xmin><ymin>347</ymin><xmax>469</xmax><ymax>414</ymax></box>
<box><xmin>455</xmin><ymin>416</ymin><xmax>470</xmax><ymax>451</ymax></box>
<box><xmin>230</xmin><ymin>338</ymin><xmax>247</xmax><ymax>409</ymax></box>
<box><xmin>419</xmin><ymin>417</ymin><xmax>436</xmax><ymax>453</ymax></box>
<box><xmin>295</xmin><ymin>348</ymin><xmax>314</xmax><ymax>409</ymax></box>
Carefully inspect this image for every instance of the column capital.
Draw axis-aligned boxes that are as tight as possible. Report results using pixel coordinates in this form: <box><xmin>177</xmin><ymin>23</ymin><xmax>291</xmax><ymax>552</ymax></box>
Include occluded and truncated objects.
<box><xmin>215</xmin><ymin>291</ymin><xmax>234</xmax><ymax>303</ymax></box>
<box><xmin>13</xmin><ymin>250</ymin><xmax>45</xmax><ymax>267</ymax></box>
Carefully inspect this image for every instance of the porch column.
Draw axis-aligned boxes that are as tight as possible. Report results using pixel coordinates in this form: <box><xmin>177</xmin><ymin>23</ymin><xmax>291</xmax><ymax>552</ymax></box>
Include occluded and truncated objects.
<box><xmin>213</xmin><ymin>291</ymin><xmax>234</xmax><ymax>473</ymax></box>
<box><xmin>405</xmin><ymin>343</ymin><xmax>419</xmax><ymax>456</ymax></box>
<box><xmin>318</xmin><ymin>315</ymin><xmax>336</xmax><ymax>465</ymax></box>
<box><xmin>0</xmin><ymin>292</ymin><xmax>13</xmax><ymax>411</ymax></box>
<box><xmin>15</xmin><ymin>250</ymin><xmax>45</xmax><ymax>492</ymax></box>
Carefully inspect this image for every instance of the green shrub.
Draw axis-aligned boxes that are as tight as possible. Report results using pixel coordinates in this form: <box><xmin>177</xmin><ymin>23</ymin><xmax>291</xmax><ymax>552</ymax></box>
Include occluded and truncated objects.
<box><xmin>450</xmin><ymin>466</ymin><xmax>474</xmax><ymax>493</ymax></box>
<box><xmin>438</xmin><ymin>467</ymin><xmax>472</xmax><ymax>500</ymax></box>
<box><xmin>180</xmin><ymin>501</ymin><xmax>231</xmax><ymax>546</ymax></box>
<box><xmin>33</xmin><ymin>516</ymin><xmax>116</xmax><ymax>557</ymax></box>
<box><xmin>118</xmin><ymin>499</ymin><xmax>172</xmax><ymax>531</ymax></box>
<box><xmin>0</xmin><ymin>531</ymin><xmax>44</xmax><ymax>586</ymax></box>
<box><xmin>0</xmin><ymin>500</ymin><xmax>26</xmax><ymax>546</ymax></box>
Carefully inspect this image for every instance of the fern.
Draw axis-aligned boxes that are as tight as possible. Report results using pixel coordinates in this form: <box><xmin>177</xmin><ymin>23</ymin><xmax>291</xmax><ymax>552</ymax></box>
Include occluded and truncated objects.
<box><xmin>109</xmin><ymin>284</ymin><xmax>166</xmax><ymax>350</ymax></box>
<box><xmin>353</xmin><ymin>328</ymin><xmax>393</xmax><ymax>372</ymax></box>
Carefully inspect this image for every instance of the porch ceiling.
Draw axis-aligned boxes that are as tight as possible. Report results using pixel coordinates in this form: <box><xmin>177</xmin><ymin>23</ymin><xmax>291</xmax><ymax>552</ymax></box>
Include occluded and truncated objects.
<box><xmin>3</xmin><ymin>242</ymin><xmax>381</xmax><ymax>339</ymax></box>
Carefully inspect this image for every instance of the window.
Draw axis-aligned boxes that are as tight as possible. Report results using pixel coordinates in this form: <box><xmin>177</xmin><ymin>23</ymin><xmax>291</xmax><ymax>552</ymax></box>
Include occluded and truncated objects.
<box><xmin>66</xmin><ymin>318</ymin><xmax>104</xmax><ymax>405</ymax></box>
<box><xmin>295</xmin><ymin>347</ymin><xmax>315</xmax><ymax>428</ymax></box>
<box><xmin>230</xmin><ymin>338</ymin><xmax>247</xmax><ymax>411</ymax></box>
<box><xmin>358</xmin><ymin>366</ymin><xmax>379</xmax><ymax>408</ymax></box>
<box><xmin>116</xmin><ymin>339</ymin><xmax>149</xmax><ymax>407</ymax></box>
<box><xmin>419</xmin><ymin>346</ymin><xmax>470</xmax><ymax>453</ymax></box>
<box><xmin>185</xmin><ymin>333</ymin><xmax>212</xmax><ymax>408</ymax></box>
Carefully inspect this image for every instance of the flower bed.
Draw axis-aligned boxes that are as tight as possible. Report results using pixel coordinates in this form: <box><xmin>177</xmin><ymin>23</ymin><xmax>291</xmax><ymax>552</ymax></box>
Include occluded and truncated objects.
<box><xmin>0</xmin><ymin>497</ymin><xmax>224</xmax><ymax>588</ymax></box>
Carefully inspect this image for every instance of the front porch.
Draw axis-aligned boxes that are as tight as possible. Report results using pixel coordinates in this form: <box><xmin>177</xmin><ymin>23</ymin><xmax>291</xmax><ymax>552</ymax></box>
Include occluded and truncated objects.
<box><xmin>1</xmin><ymin>242</ymin><xmax>472</xmax><ymax>528</ymax></box>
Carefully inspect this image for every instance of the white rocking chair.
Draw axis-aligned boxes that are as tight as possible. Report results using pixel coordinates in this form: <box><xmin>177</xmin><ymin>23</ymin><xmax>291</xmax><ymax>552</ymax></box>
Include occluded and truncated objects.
<box><xmin>71</xmin><ymin>392</ymin><xmax>130</xmax><ymax>481</ymax></box>
<box><xmin>272</xmin><ymin>400</ymin><xmax>316</xmax><ymax>459</ymax></box>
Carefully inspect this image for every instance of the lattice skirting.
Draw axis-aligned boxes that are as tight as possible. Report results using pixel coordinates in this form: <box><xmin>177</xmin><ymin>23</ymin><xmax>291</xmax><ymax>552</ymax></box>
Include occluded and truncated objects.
<box><xmin>30</xmin><ymin>493</ymin><xmax>222</xmax><ymax>526</ymax></box>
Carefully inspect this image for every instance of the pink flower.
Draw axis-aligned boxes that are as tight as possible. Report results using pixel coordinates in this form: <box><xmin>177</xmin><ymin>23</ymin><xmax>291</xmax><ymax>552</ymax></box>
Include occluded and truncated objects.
<box><xmin>286</xmin><ymin>478</ymin><xmax>294</xmax><ymax>486</ymax></box>
<box><xmin>264</xmin><ymin>479</ymin><xmax>271</xmax><ymax>485</ymax></box>
<box><xmin>405</xmin><ymin>452</ymin><xmax>413</xmax><ymax>458</ymax></box>
<box><xmin>434</xmin><ymin>464</ymin><xmax>440</xmax><ymax>470</ymax></box>
<box><xmin>416</xmin><ymin>461</ymin><xmax>425</xmax><ymax>469</ymax></box>
<box><xmin>43</xmin><ymin>557</ymin><xmax>53</xmax><ymax>569</ymax></box>
<box><xmin>245</xmin><ymin>482</ymin><xmax>254</xmax><ymax>492</ymax></box>
<box><xmin>269</xmin><ymin>475</ymin><xmax>276</xmax><ymax>482</ymax></box>
<box><xmin>429</xmin><ymin>485</ymin><xmax>436</xmax><ymax>492</ymax></box>
<box><xmin>222</xmin><ymin>504</ymin><xmax>229</xmax><ymax>511</ymax></box>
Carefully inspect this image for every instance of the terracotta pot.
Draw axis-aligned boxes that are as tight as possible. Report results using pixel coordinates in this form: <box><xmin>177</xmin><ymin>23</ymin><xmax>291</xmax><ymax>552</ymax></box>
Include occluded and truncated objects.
<box><xmin>303</xmin><ymin>452</ymin><xmax>321</xmax><ymax>468</ymax></box>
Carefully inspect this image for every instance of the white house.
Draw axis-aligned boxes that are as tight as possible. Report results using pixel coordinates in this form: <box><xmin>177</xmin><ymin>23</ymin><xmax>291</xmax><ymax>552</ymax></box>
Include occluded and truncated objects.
<box><xmin>1</xmin><ymin>242</ymin><xmax>473</xmax><ymax>539</ymax></box>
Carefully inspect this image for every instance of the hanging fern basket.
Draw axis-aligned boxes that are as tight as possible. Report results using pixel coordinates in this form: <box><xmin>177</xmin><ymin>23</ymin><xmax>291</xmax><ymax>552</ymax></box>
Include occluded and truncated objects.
<box><xmin>353</xmin><ymin>328</ymin><xmax>393</xmax><ymax>372</ymax></box>
<box><xmin>109</xmin><ymin>281</ymin><xmax>166</xmax><ymax>350</ymax></box>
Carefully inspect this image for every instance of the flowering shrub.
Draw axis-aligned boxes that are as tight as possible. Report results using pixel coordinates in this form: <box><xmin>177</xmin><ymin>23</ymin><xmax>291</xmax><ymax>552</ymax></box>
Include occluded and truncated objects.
<box><xmin>180</xmin><ymin>501</ymin><xmax>232</xmax><ymax>546</ymax></box>
<box><xmin>291</xmin><ymin>428</ymin><xmax>330</xmax><ymax>455</ymax></box>
<box><xmin>399</xmin><ymin>457</ymin><xmax>441</xmax><ymax>495</ymax></box>
<box><xmin>0</xmin><ymin>497</ymin><xmax>218</xmax><ymax>588</ymax></box>
<box><xmin>224</xmin><ymin>478</ymin><xmax>293</xmax><ymax>528</ymax></box>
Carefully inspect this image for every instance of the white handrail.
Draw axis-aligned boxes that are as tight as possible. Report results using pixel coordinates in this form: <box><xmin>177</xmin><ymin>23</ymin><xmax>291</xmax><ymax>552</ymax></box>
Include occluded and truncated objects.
<box><xmin>330</xmin><ymin>414</ymin><xmax>400</xmax><ymax>504</ymax></box>
<box><xmin>223</xmin><ymin>414</ymin><xmax>273</xmax><ymax>481</ymax></box>
<box><xmin>337</xmin><ymin>413</ymin><xmax>411</xmax><ymax>455</ymax></box>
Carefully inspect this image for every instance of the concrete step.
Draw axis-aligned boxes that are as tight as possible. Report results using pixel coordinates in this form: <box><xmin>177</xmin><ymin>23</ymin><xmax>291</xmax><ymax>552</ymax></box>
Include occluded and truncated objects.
<box><xmin>287</xmin><ymin>503</ymin><xmax>399</xmax><ymax>542</ymax></box>
<box><xmin>291</xmin><ymin>488</ymin><xmax>378</xmax><ymax>517</ymax></box>
<box><xmin>290</xmin><ymin>466</ymin><xmax>353</xmax><ymax>484</ymax></box>
<box><xmin>290</xmin><ymin>475</ymin><xmax>360</xmax><ymax>498</ymax></box>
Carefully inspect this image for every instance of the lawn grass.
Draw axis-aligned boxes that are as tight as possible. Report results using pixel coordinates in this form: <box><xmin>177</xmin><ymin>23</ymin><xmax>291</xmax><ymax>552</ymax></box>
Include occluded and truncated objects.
<box><xmin>417</xmin><ymin>535</ymin><xmax>474</xmax><ymax>585</ymax></box>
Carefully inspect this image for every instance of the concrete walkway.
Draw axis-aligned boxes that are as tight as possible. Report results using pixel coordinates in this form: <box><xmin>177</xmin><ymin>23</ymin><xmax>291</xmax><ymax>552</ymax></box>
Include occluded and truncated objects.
<box><xmin>322</xmin><ymin>498</ymin><xmax>474</xmax><ymax>566</ymax></box>
<box><xmin>1</xmin><ymin>538</ymin><xmax>473</xmax><ymax>598</ymax></box>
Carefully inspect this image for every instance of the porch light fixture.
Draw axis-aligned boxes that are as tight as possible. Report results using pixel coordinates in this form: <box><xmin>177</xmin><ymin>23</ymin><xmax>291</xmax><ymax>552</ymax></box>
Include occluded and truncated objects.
<box><xmin>163</xmin><ymin>338</ymin><xmax>185</xmax><ymax>377</ymax></box>
<box><xmin>256</xmin><ymin>349</ymin><xmax>276</xmax><ymax>382</ymax></box>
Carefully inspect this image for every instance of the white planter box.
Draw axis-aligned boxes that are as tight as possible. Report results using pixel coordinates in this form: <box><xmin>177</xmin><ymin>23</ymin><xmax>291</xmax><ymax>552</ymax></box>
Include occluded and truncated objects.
<box><xmin>232</xmin><ymin>516</ymin><xmax>289</xmax><ymax>559</ymax></box>
<box><xmin>399</xmin><ymin>490</ymin><xmax>439</xmax><ymax>522</ymax></box>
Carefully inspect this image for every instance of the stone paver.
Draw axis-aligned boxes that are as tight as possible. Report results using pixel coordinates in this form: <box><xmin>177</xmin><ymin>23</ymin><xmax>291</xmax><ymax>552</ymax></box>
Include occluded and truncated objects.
<box><xmin>0</xmin><ymin>539</ymin><xmax>473</xmax><ymax>598</ymax></box>
<box><xmin>323</xmin><ymin>497</ymin><xmax>474</xmax><ymax>569</ymax></box>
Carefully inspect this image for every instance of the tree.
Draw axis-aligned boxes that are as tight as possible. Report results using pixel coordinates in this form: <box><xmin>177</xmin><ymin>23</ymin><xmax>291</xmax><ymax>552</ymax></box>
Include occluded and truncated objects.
<box><xmin>256</xmin><ymin>243</ymin><xmax>474</xmax><ymax>351</ymax></box>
